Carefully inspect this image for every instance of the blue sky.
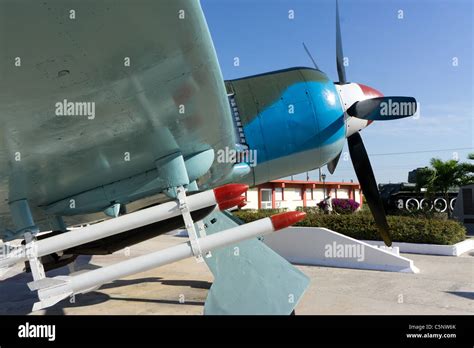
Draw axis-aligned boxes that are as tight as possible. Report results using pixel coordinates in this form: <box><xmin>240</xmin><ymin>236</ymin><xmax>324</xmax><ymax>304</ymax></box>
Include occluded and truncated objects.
<box><xmin>201</xmin><ymin>0</ymin><xmax>473</xmax><ymax>184</ymax></box>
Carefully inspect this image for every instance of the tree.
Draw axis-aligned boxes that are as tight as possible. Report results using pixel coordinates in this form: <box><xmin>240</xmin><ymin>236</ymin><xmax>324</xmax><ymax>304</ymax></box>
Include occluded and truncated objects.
<box><xmin>414</xmin><ymin>167</ymin><xmax>435</xmax><ymax>192</ymax></box>
<box><xmin>427</xmin><ymin>157</ymin><xmax>474</xmax><ymax>217</ymax></box>
<box><xmin>463</xmin><ymin>153</ymin><xmax>474</xmax><ymax>179</ymax></box>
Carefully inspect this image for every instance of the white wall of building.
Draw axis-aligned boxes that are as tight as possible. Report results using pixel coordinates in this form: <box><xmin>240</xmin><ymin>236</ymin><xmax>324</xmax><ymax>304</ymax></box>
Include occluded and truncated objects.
<box><xmin>313</xmin><ymin>188</ymin><xmax>325</xmax><ymax>202</ymax></box>
<box><xmin>354</xmin><ymin>190</ymin><xmax>361</xmax><ymax>204</ymax></box>
<box><xmin>245</xmin><ymin>189</ymin><xmax>259</xmax><ymax>210</ymax></box>
<box><xmin>336</xmin><ymin>189</ymin><xmax>349</xmax><ymax>199</ymax></box>
<box><xmin>242</xmin><ymin>184</ymin><xmax>362</xmax><ymax>211</ymax></box>
<box><xmin>305</xmin><ymin>189</ymin><xmax>317</xmax><ymax>207</ymax></box>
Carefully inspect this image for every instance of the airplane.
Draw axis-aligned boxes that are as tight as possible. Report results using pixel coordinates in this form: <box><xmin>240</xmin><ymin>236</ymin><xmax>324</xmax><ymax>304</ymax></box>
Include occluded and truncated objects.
<box><xmin>0</xmin><ymin>0</ymin><xmax>416</xmax><ymax>314</ymax></box>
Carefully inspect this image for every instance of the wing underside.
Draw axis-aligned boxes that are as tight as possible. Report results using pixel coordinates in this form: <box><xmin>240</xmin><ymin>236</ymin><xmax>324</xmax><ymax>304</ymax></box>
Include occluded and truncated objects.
<box><xmin>0</xmin><ymin>0</ymin><xmax>236</xmax><ymax>236</ymax></box>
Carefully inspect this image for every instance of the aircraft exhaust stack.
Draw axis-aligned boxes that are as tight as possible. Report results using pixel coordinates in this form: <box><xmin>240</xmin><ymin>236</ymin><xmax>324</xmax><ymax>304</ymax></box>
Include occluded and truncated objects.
<box><xmin>29</xmin><ymin>211</ymin><xmax>306</xmax><ymax>311</ymax></box>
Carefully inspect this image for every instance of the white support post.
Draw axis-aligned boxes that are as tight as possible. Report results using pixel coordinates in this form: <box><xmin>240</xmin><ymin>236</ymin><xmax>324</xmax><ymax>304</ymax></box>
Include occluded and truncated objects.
<box><xmin>176</xmin><ymin>186</ymin><xmax>204</xmax><ymax>262</ymax></box>
<box><xmin>196</xmin><ymin>220</ymin><xmax>212</xmax><ymax>259</ymax></box>
<box><xmin>188</xmin><ymin>181</ymin><xmax>212</xmax><ymax>258</ymax></box>
<box><xmin>24</xmin><ymin>232</ymin><xmax>46</xmax><ymax>282</ymax></box>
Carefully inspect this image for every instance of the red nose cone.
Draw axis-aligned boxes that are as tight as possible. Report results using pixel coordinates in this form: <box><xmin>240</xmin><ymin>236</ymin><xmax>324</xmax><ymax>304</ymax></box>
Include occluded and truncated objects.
<box><xmin>213</xmin><ymin>184</ymin><xmax>249</xmax><ymax>204</ymax></box>
<box><xmin>357</xmin><ymin>83</ymin><xmax>383</xmax><ymax>126</ymax></box>
<box><xmin>357</xmin><ymin>83</ymin><xmax>383</xmax><ymax>98</ymax></box>
<box><xmin>218</xmin><ymin>196</ymin><xmax>246</xmax><ymax>210</ymax></box>
<box><xmin>270</xmin><ymin>211</ymin><xmax>307</xmax><ymax>231</ymax></box>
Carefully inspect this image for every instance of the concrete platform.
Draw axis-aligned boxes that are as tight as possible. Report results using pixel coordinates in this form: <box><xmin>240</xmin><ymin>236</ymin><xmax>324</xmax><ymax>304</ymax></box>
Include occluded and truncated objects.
<box><xmin>0</xmin><ymin>234</ymin><xmax>473</xmax><ymax>315</ymax></box>
<box><xmin>264</xmin><ymin>227</ymin><xmax>419</xmax><ymax>273</ymax></box>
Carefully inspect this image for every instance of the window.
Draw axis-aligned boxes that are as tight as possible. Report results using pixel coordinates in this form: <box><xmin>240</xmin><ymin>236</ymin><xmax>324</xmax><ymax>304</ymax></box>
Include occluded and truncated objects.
<box><xmin>261</xmin><ymin>189</ymin><xmax>272</xmax><ymax>209</ymax></box>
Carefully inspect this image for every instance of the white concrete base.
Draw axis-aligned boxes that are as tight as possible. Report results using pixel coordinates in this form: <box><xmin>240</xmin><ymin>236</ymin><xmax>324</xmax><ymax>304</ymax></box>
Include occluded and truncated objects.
<box><xmin>264</xmin><ymin>227</ymin><xmax>419</xmax><ymax>273</ymax></box>
<box><xmin>361</xmin><ymin>238</ymin><xmax>474</xmax><ymax>256</ymax></box>
<box><xmin>0</xmin><ymin>267</ymin><xmax>12</xmax><ymax>280</ymax></box>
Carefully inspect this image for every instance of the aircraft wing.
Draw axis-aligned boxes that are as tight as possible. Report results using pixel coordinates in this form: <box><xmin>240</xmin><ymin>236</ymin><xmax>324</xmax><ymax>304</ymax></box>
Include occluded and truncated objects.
<box><xmin>0</xmin><ymin>0</ymin><xmax>236</xmax><ymax>237</ymax></box>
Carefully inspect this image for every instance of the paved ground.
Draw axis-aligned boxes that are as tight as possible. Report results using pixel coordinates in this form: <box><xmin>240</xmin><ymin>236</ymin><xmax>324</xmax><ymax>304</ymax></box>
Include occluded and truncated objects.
<box><xmin>0</xmin><ymin>235</ymin><xmax>473</xmax><ymax>315</ymax></box>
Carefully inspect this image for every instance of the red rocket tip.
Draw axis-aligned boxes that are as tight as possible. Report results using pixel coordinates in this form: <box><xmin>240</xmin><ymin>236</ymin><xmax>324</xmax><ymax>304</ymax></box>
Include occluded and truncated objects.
<box><xmin>270</xmin><ymin>211</ymin><xmax>306</xmax><ymax>231</ymax></box>
<box><xmin>218</xmin><ymin>196</ymin><xmax>246</xmax><ymax>211</ymax></box>
<box><xmin>213</xmin><ymin>184</ymin><xmax>249</xmax><ymax>204</ymax></box>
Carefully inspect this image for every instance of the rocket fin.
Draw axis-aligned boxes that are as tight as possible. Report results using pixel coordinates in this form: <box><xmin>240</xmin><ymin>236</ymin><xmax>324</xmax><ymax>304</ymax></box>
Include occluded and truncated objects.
<box><xmin>202</xmin><ymin>211</ymin><xmax>310</xmax><ymax>315</ymax></box>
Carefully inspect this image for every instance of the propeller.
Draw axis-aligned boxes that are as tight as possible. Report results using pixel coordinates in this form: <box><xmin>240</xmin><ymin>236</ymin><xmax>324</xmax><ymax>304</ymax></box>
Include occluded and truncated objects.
<box><xmin>347</xmin><ymin>96</ymin><xmax>417</xmax><ymax>120</ymax></box>
<box><xmin>327</xmin><ymin>151</ymin><xmax>341</xmax><ymax>174</ymax></box>
<box><xmin>301</xmin><ymin>0</ymin><xmax>417</xmax><ymax>246</ymax></box>
<box><xmin>334</xmin><ymin>0</ymin><xmax>392</xmax><ymax>245</ymax></box>
<box><xmin>335</xmin><ymin>0</ymin><xmax>347</xmax><ymax>84</ymax></box>
<box><xmin>348</xmin><ymin>132</ymin><xmax>391</xmax><ymax>246</ymax></box>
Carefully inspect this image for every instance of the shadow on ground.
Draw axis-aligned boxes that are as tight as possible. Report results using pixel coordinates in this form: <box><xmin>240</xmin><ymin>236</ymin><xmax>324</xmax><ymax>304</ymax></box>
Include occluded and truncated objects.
<box><xmin>108</xmin><ymin>297</ymin><xmax>204</xmax><ymax>306</ymax></box>
<box><xmin>99</xmin><ymin>278</ymin><xmax>211</xmax><ymax>291</ymax></box>
<box><xmin>446</xmin><ymin>291</ymin><xmax>474</xmax><ymax>300</ymax></box>
<box><xmin>0</xmin><ymin>255</ymin><xmax>211</xmax><ymax>315</ymax></box>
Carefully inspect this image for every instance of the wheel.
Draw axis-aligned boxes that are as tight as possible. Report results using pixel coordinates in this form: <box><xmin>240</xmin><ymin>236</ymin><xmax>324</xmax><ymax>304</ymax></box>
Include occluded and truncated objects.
<box><xmin>420</xmin><ymin>198</ymin><xmax>433</xmax><ymax>211</ymax></box>
<box><xmin>450</xmin><ymin>198</ymin><xmax>457</xmax><ymax>211</ymax></box>
<box><xmin>434</xmin><ymin>198</ymin><xmax>447</xmax><ymax>212</ymax></box>
<box><xmin>405</xmin><ymin>198</ymin><xmax>420</xmax><ymax>211</ymax></box>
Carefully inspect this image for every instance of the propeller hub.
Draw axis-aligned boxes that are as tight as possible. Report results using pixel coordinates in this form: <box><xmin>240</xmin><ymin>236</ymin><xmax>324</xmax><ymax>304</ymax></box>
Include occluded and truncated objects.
<box><xmin>357</xmin><ymin>83</ymin><xmax>383</xmax><ymax>99</ymax></box>
<box><xmin>356</xmin><ymin>84</ymin><xmax>383</xmax><ymax>125</ymax></box>
<box><xmin>335</xmin><ymin>83</ymin><xmax>377</xmax><ymax>137</ymax></box>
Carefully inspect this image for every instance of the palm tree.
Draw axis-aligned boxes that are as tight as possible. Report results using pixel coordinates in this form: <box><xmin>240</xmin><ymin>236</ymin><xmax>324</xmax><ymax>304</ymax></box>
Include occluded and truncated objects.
<box><xmin>466</xmin><ymin>153</ymin><xmax>474</xmax><ymax>169</ymax></box>
<box><xmin>428</xmin><ymin>157</ymin><xmax>474</xmax><ymax>217</ymax></box>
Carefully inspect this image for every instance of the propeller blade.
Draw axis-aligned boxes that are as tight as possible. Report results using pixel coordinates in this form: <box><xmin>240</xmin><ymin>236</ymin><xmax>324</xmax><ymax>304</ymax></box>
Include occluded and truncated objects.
<box><xmin>348</xmin><ymin>132</ymin><xmax>392</xmax><ymax>246</ymax></box>
<box><xmin>347</xmin><ymin>96</ymin><xmax>417</xmax><ymax>121</ymax></box>
<box><xmin>302</xmin><ymin>42</ymin><xmax>319</xmax><ymax>70</ymax></box>
<box><xmin>327</xmin><ymin>151</ymin><xmax>342</xmax><ymax>174</ymax></box>
<box><xmin>336</xmin><ymin>0</ymin><xmax>347</xmax><ymax>84</ymax></box>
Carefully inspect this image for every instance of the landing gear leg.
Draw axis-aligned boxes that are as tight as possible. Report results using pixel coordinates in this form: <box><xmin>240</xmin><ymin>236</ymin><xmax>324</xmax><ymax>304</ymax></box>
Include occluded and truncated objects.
<box><xmin>155</xmin><ymin>152</ymin><xmax>209</xmax><ymax>262</ymax></box>
<box><xmin>9</xmin><ymin>199</ymin><xmax>45</xmax><ymax>282</ymax></box>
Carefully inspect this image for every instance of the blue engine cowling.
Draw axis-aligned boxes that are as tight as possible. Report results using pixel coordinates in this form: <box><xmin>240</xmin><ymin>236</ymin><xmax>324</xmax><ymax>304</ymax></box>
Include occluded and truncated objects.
<box><xmin>226</xmin><ymin>67</ymin><xmax>346</xmax><ymax>185</ymax></box>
